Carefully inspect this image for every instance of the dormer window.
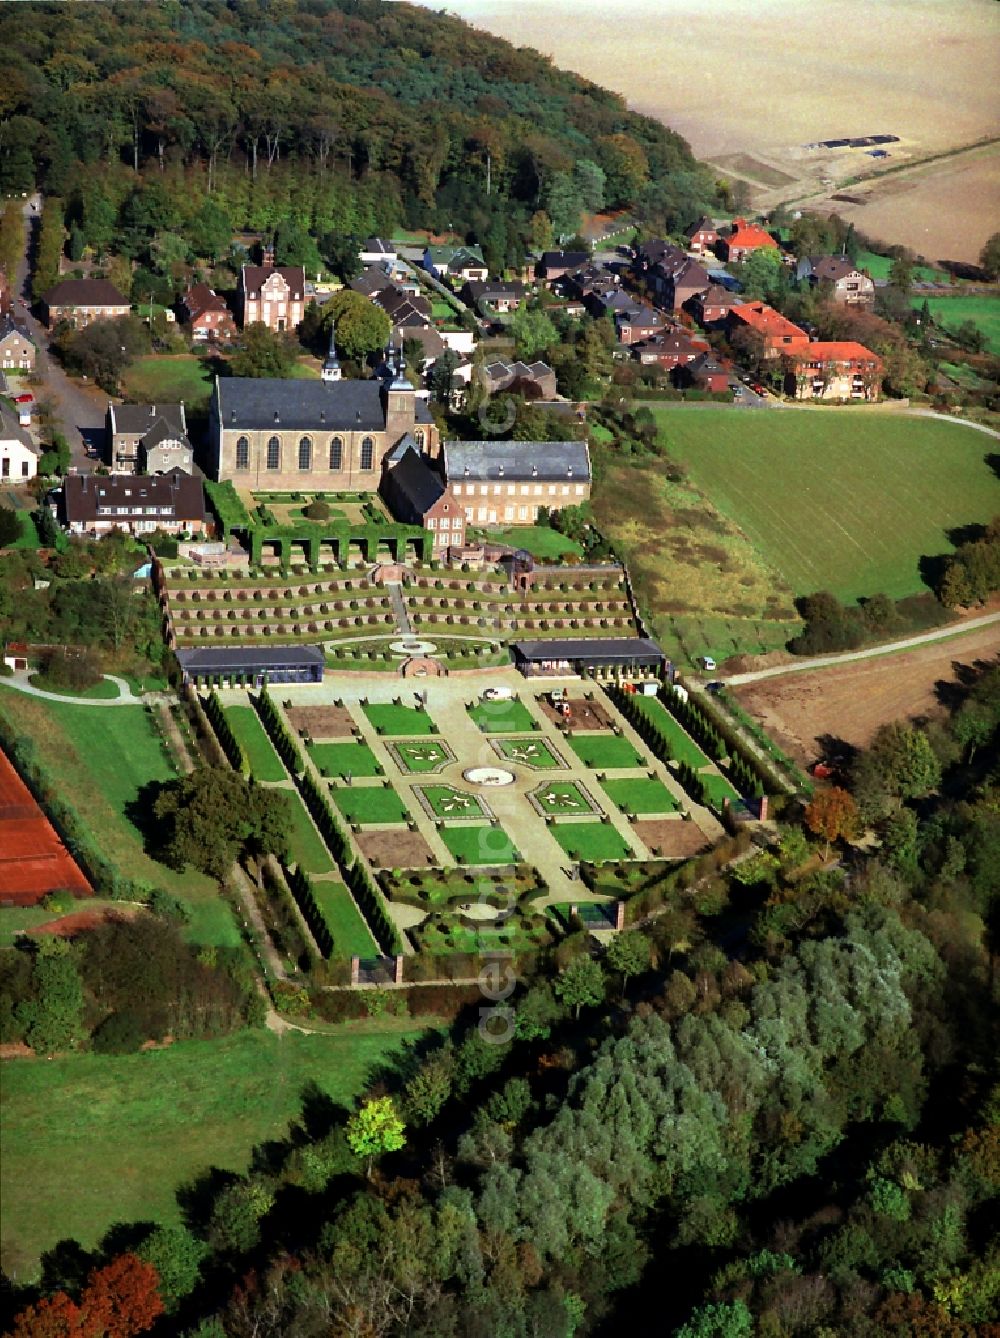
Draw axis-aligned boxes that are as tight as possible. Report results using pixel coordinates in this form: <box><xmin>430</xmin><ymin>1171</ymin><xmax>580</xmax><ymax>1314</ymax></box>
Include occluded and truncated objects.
<box><xmin>274</xmin><ymin>411</ymin><xmax>280</xmax><ymax>423</ymax></box>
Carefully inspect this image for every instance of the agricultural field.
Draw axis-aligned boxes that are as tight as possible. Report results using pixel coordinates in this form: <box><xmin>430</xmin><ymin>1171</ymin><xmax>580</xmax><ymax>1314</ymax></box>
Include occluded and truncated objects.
<box><xmin>911</xmin><ymin>293</ymin><xmax>1000</xmax><ymax>355</ymax></box>
<box><xmin>0</xmin><ymin>1025</ymin><xmax>431</xmax><ymax>1280</ymax></box>
<box><xmin>647</xmin><ymin>410</ymin><xmax>999</xmax><ymax>603</ymax></box>
<box><xmin>0</xmin><ymin>693</ymin><xmax>239</xmax><ymax>948</ymax></box>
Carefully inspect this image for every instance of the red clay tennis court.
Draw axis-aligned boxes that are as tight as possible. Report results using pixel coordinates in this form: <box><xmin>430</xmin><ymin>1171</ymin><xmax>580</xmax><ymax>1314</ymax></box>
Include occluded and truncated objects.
<box><xmin>0</xmin><ymin>748</ymin><xmax>92</xmax><ymax>905</ymax></box>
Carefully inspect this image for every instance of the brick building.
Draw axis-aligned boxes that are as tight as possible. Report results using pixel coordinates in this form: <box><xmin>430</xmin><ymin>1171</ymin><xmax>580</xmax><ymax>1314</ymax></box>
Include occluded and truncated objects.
<box><xmin>41</xmin><ymin>278</ymin><xmax>129</xmax><ymax>329</ymax></box>
<box><xmin>444</xmin><ymin>439</ymin><xmax>591</xmax><ymax>526</ymax></box>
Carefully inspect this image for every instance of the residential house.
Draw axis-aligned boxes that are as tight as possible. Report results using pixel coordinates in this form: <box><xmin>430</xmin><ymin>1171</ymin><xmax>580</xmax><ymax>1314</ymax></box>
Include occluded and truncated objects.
<box><xmin>359</xmin><ymin>238</ymin><xmax>397</xmax><ymax>267</ymax></box>
<box><xmin>397</xmin><ymin>323</ymin><xmax>447</xmax><ymax>368</ymax></box>
<box><xmin>479</xmin><ymin>359</ymin><xmax>558</xmax><ymax>400</ymax></box>
<box><xmin>444</xmin><ymin>439</ymin><xmax>591</xmax><ymax>526</ymax></box>
<box><xmin>380</xmin><ymin>439</ymin><xmax>465</xmax><ymax>553</ymax></box>
<box><xmin>0</xmin><ymin>400</ymin><xmax>39</xmax><ymax>481</ymax></box>
<box><xmin>727</xmin><ymin>302</ymin><xmax>810</xmax><ymax>357</ymax></box>
<box><xmin>565</xmin><ymin>263</ymin><xmax>620</xmax><ymax>306</ymax></box>
<box><xmin>650</xmin><ymin>254</ymin><xmax>711</xmax><ymax>312</ymax></box>
<box><xmin>107</xmin><ymin>403</ymin><xmax>192</xmax><ymax>475</ymax></box>
<box><xmin>41</xmin><ymin>277</ymin><xmax>129</xmax><ymax>329</ymax></box>
<box><xmin>373</xmin><ymin>286</ymin><xmax>433</xmax><ymax>328</ymax></box>
<box><xmin>689</xmin><ymin>283</ymin><xmax>739</xmax><ymax>329</ymax></box>
<box><xmin>237</xmin><ymin>262</ymin><xmax>305</xmax><ymax>332</ymax></box>
<box><xmin>720</xmin><ymin>218</ymin><xmax>779</xmax><ymax>264</ymax></box>
<box><xmin>683</xmin><ymin>351</ymin><xmax>731</xmax><ymax>394</ymax></box>
<box><xmin>615</xmin><ymin>303</ymin><xmax>667</xmax><ymax>346</ymax></box>
<box><xmin>796</xmin><ymin>255</ymin><xmax>875</xmax><ymax>308</ymax></box>
<box><xmin>62</xmin><ymin>472</ymin><xmax>207</xmax><ymax>537</ymax></box>
<box><xmin>460</xmin><ymin>279</ymin><xmax>526</xmax><ymax>314</ymax></box>
<box><xmin>783</xmin><ymin>341</ymin><xmax>882</xmax><ymax>400</ymax></box>
<box><xmin>632</xmin><ymin>240</ymin><xmax>685</xmax><ymax>273</ymax></box>
<box><xmin>423</xmin><ymin>245</ymin><xmax>488</xmax><ymax>284</ymax></box>
<box><xmin>210</xmin><ymin>358</ymin><xmax>438</xmax><ymax>490</ymax></box>
<box><xmin>0</xmin><ymin>315</ymin><xmax>35</xmax><ymax>370</ymax></box>
<box><xmin>350</xmin><ymin>265</ymin><xmax>396</xmax><ymax>298</ymax></box>
<box><xmin>537</xmin><ymin>250</ymin><xmax>590</xmax><ymax>283</ymax></box>
<box><xmin>631</xmin><ymin>330</ymin><xmax>706</xmax><ymax>371</ymax></box>
<box><xmin>180</xmin><ymin>284</ymin><xmax>237</xmax><ymax>343</ymax></box>
<box><xmin>685</xmin><ymin>217</ymin><xmax>720</xmax><ymax>256</ymax></box>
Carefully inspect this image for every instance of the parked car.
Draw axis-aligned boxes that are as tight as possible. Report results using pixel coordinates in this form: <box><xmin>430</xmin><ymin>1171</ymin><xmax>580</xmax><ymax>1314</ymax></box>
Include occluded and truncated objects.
<box><xmin>481</xmin><ymin>687</ymin><xmax>513</xmax><ymax>701</ymax></box>
<box><xmin>700</xmin><ymin>655</ymin><xmax>717</xmax><ymax>671</ymax></box>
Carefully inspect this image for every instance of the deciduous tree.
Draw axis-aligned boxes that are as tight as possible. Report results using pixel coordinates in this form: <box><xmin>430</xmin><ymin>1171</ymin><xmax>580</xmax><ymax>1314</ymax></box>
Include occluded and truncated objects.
<box><xmin>804</xmin><ymin>786</ymin><xmax>859</xmax><ymax>858</ymax></box>
<box><xmin>346</xmin><ymin>1096</ymin><xmax>406</xmax><ymax>1178</ymax></box>
<box><xmin>553</xmin><ymin>953</ymin><xmax>604</xmax><ymax>1019</ymax></box>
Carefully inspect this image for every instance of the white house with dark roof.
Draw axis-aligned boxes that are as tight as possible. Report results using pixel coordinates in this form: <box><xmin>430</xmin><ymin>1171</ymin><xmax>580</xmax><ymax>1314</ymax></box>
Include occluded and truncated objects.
<box><xmin>62</xmin><ymin>472</ymin><xmax>207</xmax><ymax>537</ymax></box>
<box><xmin>0</xmin><ymin>400</ymin><xmax>40</xmax><ymax>481</ymax></box>
<box><xmin>443</xmin><ymin>439</ymin><xmax>590</xmax><ymax>526</ymax></box>
<box><xmin>209</xmin><ymin>360</ymin><xmax>438</xmax><ymax>491</ymax></box>
<box><xmin>423</xmin><ymin>245</ymin><xmax>488</xmax><ymax>284</ymax></box>
<box><xmin>237</xmin><ymin>263</ymin><xmax>305</xmax><ymax>331</ymax></box>
<box><xmin>359</xmin><ymin>238</ymin><xmax>397</xmax><ymax>266</ymax></box>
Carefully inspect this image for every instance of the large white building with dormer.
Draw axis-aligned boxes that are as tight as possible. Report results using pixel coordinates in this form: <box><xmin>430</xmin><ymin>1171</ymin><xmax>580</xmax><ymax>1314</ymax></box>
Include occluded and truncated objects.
<box><xmin>237</xmin><ymin>263</ymin><xmax>305</xmax><ymax>332</ymax></box>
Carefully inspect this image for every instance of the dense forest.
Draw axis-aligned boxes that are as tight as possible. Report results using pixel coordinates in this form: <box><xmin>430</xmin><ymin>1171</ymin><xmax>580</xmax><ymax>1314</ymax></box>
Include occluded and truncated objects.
<box><xmin>0</xmin><ymin>0</ymin><xmax>719</xmax><ymax>277</ymax></box>
<box><xmin>2</xmin><ymin>667</ymin><xmax>997</xmax><ymax>1336</ymax></box>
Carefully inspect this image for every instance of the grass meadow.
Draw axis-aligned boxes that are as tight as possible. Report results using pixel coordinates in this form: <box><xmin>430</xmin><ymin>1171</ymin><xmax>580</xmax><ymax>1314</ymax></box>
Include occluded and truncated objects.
<box><xmin>120</xmin><ymin>355</ymin><xmax>214</xmax><ymax>409</ymax></box>
<box><xmin>0</xmin><ymin>1025</ymin><xmax>430</xmax><ymax>1280</ymax></box>
<box><xmin>312</xmin><ymin>879</ymin><xmax>378</xmax><ymax>957</ymax></box>
<box><xmin>910</xmin><ymin>293</ymin><xmax>1000</xmax><ymax>354</ymax></box>
<box><xmin>0</xmin><ymin>693</ymin><xmax>239</xmax><ymax>948</ymax></box>
<box><xmin>647</xmin><ymin>410</ymin><xmax>1000</xmax><ymax>602</ymax></box>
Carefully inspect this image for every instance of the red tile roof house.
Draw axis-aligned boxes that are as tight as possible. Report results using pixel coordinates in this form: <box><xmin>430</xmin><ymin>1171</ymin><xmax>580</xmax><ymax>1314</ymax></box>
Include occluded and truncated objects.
<box><xmin>631</xmin><ymin>330</ymin><xmax>707</xmax><ymax>370</ymax></box>
<box><xmin>181</xmin><ymin>284</ymin><xmax>237</xmax><ymax>342</ymax></box>
<box><xmin>685</xmin><ymin>216</ymin><xmax>720</xmax><ymax>256</ymax></box>
<box><xmin>41</xmin><ymin>278</ymin><xmax>130</xmax><ymax>329</ymax></box>
<box><xmin>782</xmin><ymin>342</ymin><xmax>883</xmax><ymax>401</ymax></box>
<box><xmin>720</xmin><ymin>218</ymin><xmax>779</xmax><ymax>264</ymax></box>
<box><xmin>237</xmin><ymin>263</ymin><xmax>305</xmax><ymax>332</ymax></box>
<box><xmin>689</xmin><ymin>283</ymin><xmax>739</xmax><ymax>329</ymax></box>
<box><xmin>682</xmin><ymin>351</ymin><xmax>731</xmax><ymax>394</ymax></box>
<box><xmin>727</xmin><ymin>302</ymin><xmax>811</xmax><ymax>357</ymax></box>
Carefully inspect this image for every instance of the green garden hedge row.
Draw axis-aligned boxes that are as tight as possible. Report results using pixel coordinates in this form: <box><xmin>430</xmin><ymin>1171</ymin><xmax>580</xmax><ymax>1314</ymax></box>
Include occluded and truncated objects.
<box><xmin>255</xmin><ymin>686</ymin><xmax>303</xmax><ymax>776</ymax></box>
<box><xmin>204</xmin><ymin>690</ymin><xmax>249</xmax><ymax>775</ymax></box>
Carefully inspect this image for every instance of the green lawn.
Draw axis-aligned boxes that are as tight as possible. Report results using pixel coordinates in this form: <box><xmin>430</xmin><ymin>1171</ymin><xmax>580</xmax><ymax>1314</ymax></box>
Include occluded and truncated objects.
<box><xmin>4</xmin><ymin>508</ymin><xmax>40</xmax><ymax>550</ymax></box>
<box><xmin>533</xmin><ymin>780</ymin><xmax>597</xmax><ymax>815</ymax></box>
<box><xmin>549</xmin><ymin>822</ymin><xmax>633</xmax><ymax>862</ymax></box>
<box><xmin>419</xmin><ymin>785</ymin><xmax>487</xmax><ymax>820</ymax></box>
<box><xmin>482</xmin><ymin>525</ymin><xmax>584</xmax><ymax>560</ymax></box>
<box><xmin>911</xmin><ymin>293</ymin><xmax>1000</xmax><ymax>355</ymax></box>
<box><xmin>224</xmin><ymin>705</ymin><xmax>287</xmax><ymax>782</ymax></box>
<box><xmin>312</xmin><ymin>879</ymin><xmax>378</xmax><ymax>957</ymax></box>
<box><xmin>494</xmin><ymin>737</ymin><xmax>564</xmax><ymax>769</ymax></box>
<box><xmin>0</xmin><ymin>1026</ymin><xmax>429</xmax><ymax>1280</ymax></box>
<box><xmin>392</xmin><ymin>741</ymin><xmax>450</xmax><ymax>773</ymax></box>
<box><xmin>600</xmin><ymin>776</ymin><xmax>678</xmax><ymax>815</ymax></box>
<box><xmin>439</xmin><ymin>823</ymin><xmax>518</xmax><ymax>864</ymax></box>
<box><xmin>0</xmin><ymin>694</ymin><xmax>239</xmax><ymax>947</ymax></box>
<box><xmin>650</xmin><ymin>408</ymin><xmax>1000</xmax><ymax>601</ymax></box>
<box><xmin>363</xmin><ymin>703</ymin><xmax>437</xmax><ymax>736</ymax></box>
<box><xmin>566</xmin><ymin>734</ymin><xmax>644</xmax><ymax>769</ymax></box>
<box><xmin>700</xmin><ymin>772</ymin><xmax>742</xmax><ymax>811</ymax></box>
<box><xmin>120</xmin><ymin>354</ymin><xmax>214</xmax><ymax>409</ymax></box>
<box><xmin>856</xmin><ymin>250</ymin><xmax>941</xmax><ymax>283</ymax></box>
<box><xmin>284</xmin><ymin>792</ymin><xmax>336</xmax><ymax>873</ymax></box>
<box><xmin>331</xmin><ymin>784</ymin><xmax>409</xmax><ymax>826</ymax></box>
<box><xmin>28</xmin><ymin>675</ymin><xmax>120</xmax><ymax>699</ymax></box>
<box><xmin>630</xmin><ymin>696</ymin><xmax>712</xmax><ymax>769</ymax></box>
<box><xmin>468</xmin><ymin>699</ymin><xmax>537</xmax><ymax>733</ymax></box>
<box><xmin>308</xmin><ymin>741</ymin><xmax>380</xmax><ymax>778</ymax></box>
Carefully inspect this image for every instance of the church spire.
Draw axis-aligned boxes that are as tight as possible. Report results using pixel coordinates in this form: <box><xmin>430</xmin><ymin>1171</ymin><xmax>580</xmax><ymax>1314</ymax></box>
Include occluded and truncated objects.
<box><xmin>321</xmin><ymin>327</ymin><xmax>341</xmax><ymax>382</ymax></box>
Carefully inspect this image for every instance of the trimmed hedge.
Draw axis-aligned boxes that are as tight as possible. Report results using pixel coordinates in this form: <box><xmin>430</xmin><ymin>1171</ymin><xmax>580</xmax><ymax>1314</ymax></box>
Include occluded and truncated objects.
<box><xmin>286</xmin><ymin>864</ymin><xmax>337</xmax><ymax>958</ymax></box>
<box><xmin>204</xmin><ymin>689</ymin><xmax>248</xmax><ymax>774</ymax></box>
<box><xmin>255</xmin><ymin>685</ymin><xmax>303</xmax><ymax>776</ymax></box>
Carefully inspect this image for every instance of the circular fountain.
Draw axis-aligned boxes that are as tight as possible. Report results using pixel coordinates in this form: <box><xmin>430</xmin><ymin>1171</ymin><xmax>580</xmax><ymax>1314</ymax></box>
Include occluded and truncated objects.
<box><xmin>463</xmin><ymin>765</ymin><xmax>515</xmax><ymax>787</ymax></box>
<box><xmin>389</xmin><ymin>638</ymin><xmax>437</xmax><ymax>656</ymax></box>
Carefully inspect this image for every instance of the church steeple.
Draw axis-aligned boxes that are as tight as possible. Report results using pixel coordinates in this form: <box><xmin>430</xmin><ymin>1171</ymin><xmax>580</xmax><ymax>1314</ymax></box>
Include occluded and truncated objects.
<box><xmin>321</xmin><ymin>328</ymin><xmax>341</xmax><ymax>382</ymax></box>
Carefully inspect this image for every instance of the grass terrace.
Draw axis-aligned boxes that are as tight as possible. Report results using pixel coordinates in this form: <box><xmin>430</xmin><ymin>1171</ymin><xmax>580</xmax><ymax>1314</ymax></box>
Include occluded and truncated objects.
<box><xmin>493</xmin><ymin>737</ymin><xmax>564</xmax><ymax>769</ymax></box>
<box><xmin>477</xmin><ymin>524</ymin><xmax>585</xmax><ymax>559</ymax></box>
<box><xmin>549</xmin><ymin>822</ymin><xmax>633</xmax><ymax>862</ymax></box>
<box><xmin>566</xmin><ymin>734</ymin><xmax>645</xmax><ymax>769</ymax></box>
<box><xmin>700</xmin><ymin>772</ymin><xmax>742</xmax><ymax>811</ymax></box>
<box><xmin>419</xmin><ymin>785</ymin><xmax>487</xmax><ymax>820</ymax></box>
<box><xmin>312</xmin><ymin>879</ymin><xmax>378</xmax><ymax>957</ymax></box>
<box><xmin>468</xmin><ymin>699</ymin><xmax>537</xmax><ymax>733</ymax></box>
<box><xmin>630</xmin><ymin>695</ymin><xmax>712</xmax><ymax>769</ymax></box>
<box><xmin>363</xmin><ymin>703</ymin><xmax>437</xmax><ymax>736</ymax></box>
<box><xmin>601</xmin><ymin>776</ymin><xmax>679</xmax><ymax>815</ymax></box>
<box><xmin>439</xmin><ymin>824</ymin><xmax>518</xmax><ymax>865</ymax></box>
<box><xmin>331</xmin><ymin>784</ymin><xmax>410</xmax><ymax>826</ymax></box>
<box><xmin>307</xmin><ymin>741</ymin><xmax>381</xmax><ymax>779</ymax></box>
<box><xmin>224</xmin><ymin>704</ymin><xmax>287</xmax><ymax>782</ymax></box>
<box><xmin>284</xmin><ymin>793</ymin><xmax>337</xmax><ymax>874</ymax></box>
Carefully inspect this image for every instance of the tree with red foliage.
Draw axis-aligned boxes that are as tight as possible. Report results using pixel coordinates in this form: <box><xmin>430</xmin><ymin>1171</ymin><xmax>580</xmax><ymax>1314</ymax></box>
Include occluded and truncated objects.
<box><xmin>8</xmin><ymin>1255</ymin><xmax>163</xmax><ymax>1338</ymax></box>
<box><xmin>803</xmin><ymin>786</ymin><xmax>859</xmax><ymax>860</ymax></box>
<box><xmin>77</xmin><ymin>1254</ymin><xmax>163</xmax><ymax>1338</ymax></box>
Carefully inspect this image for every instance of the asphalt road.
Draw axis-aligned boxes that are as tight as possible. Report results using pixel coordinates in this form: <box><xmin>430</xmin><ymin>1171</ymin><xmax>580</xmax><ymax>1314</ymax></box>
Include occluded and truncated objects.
<box><xmin>12</xmin><ymin>197</ymin><xmax>105</xmax><ymax>473</ymax></box>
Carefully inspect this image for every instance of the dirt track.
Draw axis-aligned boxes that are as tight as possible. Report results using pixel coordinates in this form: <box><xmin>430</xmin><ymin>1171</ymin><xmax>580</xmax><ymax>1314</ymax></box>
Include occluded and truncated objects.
<box><xmin>733</xmin><ymin>624</ymin><xmax>999</xmax><ymax>767</ymax></box>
